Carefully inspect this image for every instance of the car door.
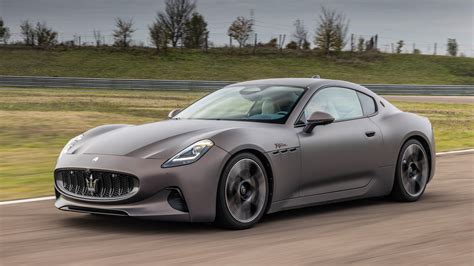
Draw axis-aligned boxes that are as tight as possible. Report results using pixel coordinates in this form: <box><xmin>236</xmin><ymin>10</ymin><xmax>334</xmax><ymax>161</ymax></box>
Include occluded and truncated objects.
<box><xmin>296</xmin><ymin>87</ymin><xmax>381</xmax><ymax>197</ymax></box>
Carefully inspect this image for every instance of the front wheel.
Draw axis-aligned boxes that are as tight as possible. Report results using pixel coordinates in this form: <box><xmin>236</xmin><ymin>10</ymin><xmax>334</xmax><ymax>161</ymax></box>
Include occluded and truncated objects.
<box><xmin>216</xmin><ymin>153</ymin><xmax>269</xmax><ymax>230</ymax></box>
<box><xmin>391</xmin><ymin>139</ymin><xmax>430</xmax><ymax>202</ymax></box>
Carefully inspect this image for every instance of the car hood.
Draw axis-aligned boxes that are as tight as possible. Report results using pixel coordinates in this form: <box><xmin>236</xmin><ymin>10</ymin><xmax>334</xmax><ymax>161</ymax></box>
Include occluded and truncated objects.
<box><xmin>73</xmin><ymin>120</ymin><xmax>225</xmax><ymax>158</ymax></box>
<box><xmin>72</xmin><ymin>119</ymin><xmax>273</xmax><ymax>159</ymax></box>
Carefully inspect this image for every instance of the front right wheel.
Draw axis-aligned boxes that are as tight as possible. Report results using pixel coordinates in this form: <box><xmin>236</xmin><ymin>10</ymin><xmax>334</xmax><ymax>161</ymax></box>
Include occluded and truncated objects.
<box><xmin>216</xmin><ymin>153</ymin><xmax>269</xmax><ymax>230</ymax></box>
<box><xmin>391</xmin><ymin>139</ymin><xmax>430</xmax><ymax>202</ymax></box>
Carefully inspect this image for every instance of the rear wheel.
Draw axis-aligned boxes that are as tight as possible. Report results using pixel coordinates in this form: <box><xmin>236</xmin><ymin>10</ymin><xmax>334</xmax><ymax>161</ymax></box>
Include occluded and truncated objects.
<box><xmin>391</xmin><ymin>139</ymin><xmax>430</xmax><ymax>202</ymax></box>
<box><xmin>216</xmin><ymin>153</ymin><xmax>269</xmax><ymax>230</ymax></box>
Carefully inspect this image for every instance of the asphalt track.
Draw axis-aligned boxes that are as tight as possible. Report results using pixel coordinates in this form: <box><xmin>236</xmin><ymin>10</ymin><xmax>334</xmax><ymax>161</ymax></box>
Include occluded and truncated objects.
<box><xmin>1</xmin><ymin>152</ymin><xmax>473</xmax><ymax>265</ymax></box>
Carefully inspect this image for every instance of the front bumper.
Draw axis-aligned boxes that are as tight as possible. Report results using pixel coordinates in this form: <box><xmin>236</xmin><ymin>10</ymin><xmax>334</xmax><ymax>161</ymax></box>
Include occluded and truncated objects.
<box><xmin>55</xmin><ymin>145</ymin><xmax>230</xmax><ymax>222</ymax></box>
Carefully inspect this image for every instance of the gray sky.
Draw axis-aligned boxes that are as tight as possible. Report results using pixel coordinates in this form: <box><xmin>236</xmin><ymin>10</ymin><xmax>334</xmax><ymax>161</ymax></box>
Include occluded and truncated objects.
<box><xmin>1</xmin><ymin>0</ymin><xmax>473</xmax><ymax>56</ymax></box>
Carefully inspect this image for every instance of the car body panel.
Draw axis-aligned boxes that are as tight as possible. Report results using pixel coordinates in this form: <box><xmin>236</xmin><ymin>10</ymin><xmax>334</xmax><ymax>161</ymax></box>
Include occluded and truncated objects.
<box><xmin>296</xmin><ymin>117</ymin><xmax>382</xmax><ymax>197</ymax></box>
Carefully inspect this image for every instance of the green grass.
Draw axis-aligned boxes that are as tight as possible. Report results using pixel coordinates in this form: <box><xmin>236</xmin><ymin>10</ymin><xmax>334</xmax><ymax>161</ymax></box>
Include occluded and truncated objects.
<box><xmin>391</xmin><ymin>101</ymin><xmax>474</xmax><ymax>151</ymax></box>
<box><xmin>0</xmin><ymin>87</ymin><xmax>472</xmax><ymax>200</ymax></box>
<box><xmin>0</xmin><ymin>47</ymin><xmax>473</xmax><ymax>84</ymax></box>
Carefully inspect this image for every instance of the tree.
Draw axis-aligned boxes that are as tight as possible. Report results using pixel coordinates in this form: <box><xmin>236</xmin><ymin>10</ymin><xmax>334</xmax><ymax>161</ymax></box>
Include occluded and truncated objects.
<box><xmin>93</xmin><ymin>29</ymin><xmax>103</xmax><ymax>47</ymax></box>
<box><xmin>292</xmin><ymin>19</ymin><xmax>308</xmax><ymax>49</ymax></box>
<box><xmin>183</xmin><ymin>12</ymin><xmax>208</xmax><ymax>48</ymax></box>
<box><xmin>228</xmin><ymin>16</ymin><xmax>253</xmax><ymax>48</ymax></box>
<box><xmin>302</xmin><ymin>39</ymin><xmax>310</xmax><ymax>49</ymax></box>
<box><xmin>350</xmin><ymin>34</ymin><xmax>355</xmax><ymax>52</ymax></box>
<box><xmin>357</xmin><ymin>37</ymin><xmax>365</xmax><ymax>53</ymax></box>
<box><xmin>35</xmin><ymin>22</ymin><xmax>57</xmax><ymax>47</ymax></box>
<box><xmin>20</xmin><ymin>20</ymin><xmax>36</xmax><ymax>46</ymax></box>
<box><xmin>158</xmin><ymin>0</ymin><xmax>196</xmax><ymax>48</ymax></box>
<box><xmin>286</xmin><ymin>41</ymin><xmax>298</xmax><ymax>49</ymax></box>
<box><xmin>396</xmin><ymin>40</ymin><xmax>404</xmax><ymax>54</ymax></box>
<box><xmin>113</xmin><ymin>18</ymin><xmax>135</xmax><ymax>47</ymax></box>
<box><xmin>149</xmin><ymin>18</ymin><xmax>169</xmax><ymax>53</ymax></box>
<box><xmin>365</xmin><ymin>36</ymin><xmax>375</xmax><ymax>51</ymax></box>
<box><xmin>447</xmin><ymin>38</ymin><xmax>458</xmax><ymax>56</ymax></box>
<box><xmin>0</xmin><ymin>17</ymin><xmax>10</xmax><ymax>44</ymax></box>
<box><xmin>258</xmin><ymin>37</ymin><xmax>278</xmax><ymax>48</ymax></box>
<box><xmin>314</xmin><ymin>6</ymin><xmax>349</xmax><ymax>55</ymax></box>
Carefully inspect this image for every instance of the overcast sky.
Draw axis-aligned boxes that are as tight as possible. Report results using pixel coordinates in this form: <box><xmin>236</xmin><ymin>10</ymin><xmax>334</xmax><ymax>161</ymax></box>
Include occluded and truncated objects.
<box><xmin>1</xmin><ymin>0</ymin><xmax>473</xmax><ymax>55</ymax></box>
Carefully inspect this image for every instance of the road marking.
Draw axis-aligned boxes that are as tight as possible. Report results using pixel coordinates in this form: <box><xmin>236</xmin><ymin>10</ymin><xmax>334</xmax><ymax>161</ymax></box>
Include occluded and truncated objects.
<box><xmin>436</xmin><ymin>149</ymin><xmax>474</xmax><ymax>156</ymax></box>
<box><xmin>0</xmin><ymin>149</ymin><xmax>473</xmax><ymax>206</ymax></box>
<box><xmin>0</xmin><ymin>196</ymin><xmax>55</xmax><ymax>206</ymax></box>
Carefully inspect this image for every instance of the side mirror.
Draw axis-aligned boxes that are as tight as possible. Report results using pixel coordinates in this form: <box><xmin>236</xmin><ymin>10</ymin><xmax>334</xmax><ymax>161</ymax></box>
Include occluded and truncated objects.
<box><xmin>303</xmin><ymin>111</ymin><xmax>335</xmax><ymax>133</ymax></box>
<box><xmin>168</xmin><ymin>108</ymin><xmax>182</xmax><ymax>119</ymax></box>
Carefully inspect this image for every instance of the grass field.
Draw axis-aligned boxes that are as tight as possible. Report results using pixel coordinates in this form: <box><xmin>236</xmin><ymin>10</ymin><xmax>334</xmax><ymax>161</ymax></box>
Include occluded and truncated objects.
<box><xmin>1</xmin><ymin>47</ymin><xmax>473</xmax><ymax>84</ymax></box>
<box><xmin>0</xmin><ymin>88</ymin><xmax>472</xmax><ymax>200</ymax></box>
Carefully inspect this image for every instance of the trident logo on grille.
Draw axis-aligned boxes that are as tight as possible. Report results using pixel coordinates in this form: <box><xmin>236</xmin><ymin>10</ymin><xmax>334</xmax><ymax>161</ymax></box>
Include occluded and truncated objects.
<box><xmin>85</xmin><ymin>174</ymin><xmax>99</xmax><ymax>193</ymax></box>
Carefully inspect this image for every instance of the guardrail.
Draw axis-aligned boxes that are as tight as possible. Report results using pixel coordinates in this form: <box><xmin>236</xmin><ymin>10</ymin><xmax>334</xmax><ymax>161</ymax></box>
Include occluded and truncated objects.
<box><xmin>0</xmin><ymin>75</ymin><xmax>473</xmax><ymax>95</ymax></box>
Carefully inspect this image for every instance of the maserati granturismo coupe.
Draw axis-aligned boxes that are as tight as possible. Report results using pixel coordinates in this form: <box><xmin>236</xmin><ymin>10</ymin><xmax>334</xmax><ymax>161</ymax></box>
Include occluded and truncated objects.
<box><xmin>54</xmin><ymin>78</ymin><xmax>435</xmax><ymax>229</ymax></box>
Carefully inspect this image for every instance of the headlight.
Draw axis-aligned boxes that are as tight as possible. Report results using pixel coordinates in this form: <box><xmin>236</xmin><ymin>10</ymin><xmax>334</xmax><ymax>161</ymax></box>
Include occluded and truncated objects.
<box><xmin>60</xmin><ymin>134</ymin><xmax>84</xmax><ymax>155</ymax></box>
<box><xmin>162</xmin><ymin>139</ymin><xmax>214</xmax><ymax>168</ymax></box>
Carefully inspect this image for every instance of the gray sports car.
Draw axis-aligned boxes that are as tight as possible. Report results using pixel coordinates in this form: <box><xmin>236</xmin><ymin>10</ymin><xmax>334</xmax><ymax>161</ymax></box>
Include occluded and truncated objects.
<box><xmin>54</xmin><ymin>78</ymin><xmax>435</xmax><ymax>229</ymax></box>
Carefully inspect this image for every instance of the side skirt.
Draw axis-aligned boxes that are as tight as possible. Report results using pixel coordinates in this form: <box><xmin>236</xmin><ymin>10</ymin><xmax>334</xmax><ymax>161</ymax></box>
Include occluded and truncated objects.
<box><xmin>267</xmin><ymin>165</ymin><xmax>394</xmax><ymax>214</ymax></box>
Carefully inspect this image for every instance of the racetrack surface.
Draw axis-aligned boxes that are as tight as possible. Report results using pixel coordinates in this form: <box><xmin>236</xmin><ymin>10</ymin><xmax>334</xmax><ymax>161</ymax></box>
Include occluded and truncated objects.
<box><xmin>1</xmin><ymin>153</ymin><xmax>473</xmax><ymax>265</ymax></box>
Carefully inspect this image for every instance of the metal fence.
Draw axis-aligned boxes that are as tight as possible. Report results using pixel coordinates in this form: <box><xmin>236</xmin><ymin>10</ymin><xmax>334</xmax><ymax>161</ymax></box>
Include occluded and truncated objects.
<box><xmin>0</xmin><ymin>75</ymin><xmax>473</xmax><ymax>95</ymax></box>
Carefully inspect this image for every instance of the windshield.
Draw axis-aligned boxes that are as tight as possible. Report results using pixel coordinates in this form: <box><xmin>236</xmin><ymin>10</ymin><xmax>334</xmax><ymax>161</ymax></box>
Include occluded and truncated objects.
<box><xmin>175</xmin><ymin>85</ymin><xmax>305</xmax><ymax>123</ymax></box>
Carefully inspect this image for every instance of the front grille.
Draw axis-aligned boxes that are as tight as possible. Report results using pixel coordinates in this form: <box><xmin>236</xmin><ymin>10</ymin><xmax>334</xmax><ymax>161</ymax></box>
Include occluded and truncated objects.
<box><xmin>56</xmin><ymin>169</ymin><xmax>138</xmax><ymax>200</ymax></box>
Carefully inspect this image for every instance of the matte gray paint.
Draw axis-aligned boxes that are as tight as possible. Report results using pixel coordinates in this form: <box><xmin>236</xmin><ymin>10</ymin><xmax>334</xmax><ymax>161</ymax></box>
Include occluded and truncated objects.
<box><xmin>55</xmin><ymin>78</ymin><xmax>436</xmax><ymax>222</ymax></box>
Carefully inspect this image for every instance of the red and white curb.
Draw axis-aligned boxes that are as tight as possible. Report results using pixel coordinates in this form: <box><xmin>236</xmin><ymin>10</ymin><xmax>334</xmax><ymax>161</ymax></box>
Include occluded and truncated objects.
<box><xmin>1</xmin><ymin>149</ymin><xmax>473</xmax><ymax>206</ymax></box>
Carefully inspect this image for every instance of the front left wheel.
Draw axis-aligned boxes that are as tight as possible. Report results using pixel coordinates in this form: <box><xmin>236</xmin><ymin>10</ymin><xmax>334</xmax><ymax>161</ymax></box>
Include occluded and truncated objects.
<box><xmin>216</xmin><ymin>153</ymin><xmax>269</xmax><ymax>230</ymax></box>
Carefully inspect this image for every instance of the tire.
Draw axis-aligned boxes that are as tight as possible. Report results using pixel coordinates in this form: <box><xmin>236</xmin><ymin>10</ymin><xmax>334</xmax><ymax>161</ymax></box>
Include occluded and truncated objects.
<box><xmin>215</xmin><ymin>153</ymin><xmax>269</xmax><ymax>230</ymax></box>
<box><xmin>391</xmin><ymin>139</ymin><xmax>430</xmax><ymax>202</ymax></box>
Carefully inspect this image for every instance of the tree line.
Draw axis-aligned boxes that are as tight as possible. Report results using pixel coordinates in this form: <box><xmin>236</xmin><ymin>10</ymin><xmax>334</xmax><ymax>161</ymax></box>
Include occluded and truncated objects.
<box><xmin>0</xmin><ymin>0</ymin><xmax>461</xmax><ymax>56</ymax></box>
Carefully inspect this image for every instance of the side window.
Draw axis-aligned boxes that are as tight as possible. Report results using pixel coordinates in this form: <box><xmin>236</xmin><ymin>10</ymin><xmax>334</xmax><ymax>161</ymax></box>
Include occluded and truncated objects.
<box><xmin>357</xmin><ymin>92</ymin><xmax>377</xmax><ymax>116</ymax></box>
<box><xmin>303</xmin><ymin>87</ymin><xmax>363</xmax><ymax>121</ymax></box>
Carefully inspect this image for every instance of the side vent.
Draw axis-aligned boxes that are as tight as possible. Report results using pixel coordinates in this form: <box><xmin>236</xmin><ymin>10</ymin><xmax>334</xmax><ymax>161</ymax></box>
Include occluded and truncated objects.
<box><xmin>272</xmin><ymin>147</ymin><xmax>298</xmax><ymax>155</ymax></box>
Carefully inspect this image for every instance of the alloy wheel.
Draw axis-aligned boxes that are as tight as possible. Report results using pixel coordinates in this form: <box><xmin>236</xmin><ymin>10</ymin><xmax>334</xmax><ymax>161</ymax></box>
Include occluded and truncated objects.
<box><xmin>224</xmin><ymin>158</ymin><xmax>267</xmax><ymax>223</ymax></box>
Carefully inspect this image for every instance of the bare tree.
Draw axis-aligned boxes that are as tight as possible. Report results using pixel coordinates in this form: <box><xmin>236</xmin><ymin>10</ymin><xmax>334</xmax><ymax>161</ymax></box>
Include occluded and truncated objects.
<box><xmin>292</xmin><ymin>19</ymin><xmax>308</xmax><ymax>49</ymax></box>
<box><xmin>157</xmin><ymin>0</ymin><xmax>196</xmax><ymax>48</ymax></box>
<box><xmin>228</xmin><ymin>16</ymin><xmax>253</xmax><ymax>48</ymax></box>
<box><xmin>314</xmin><ymin>6</ymin><xmax>349</xmax><ymax>55</ymax></box>
<box><xmin>20</xmin><ymin>20</ymin><xmax>36</xmax><ymax>46</ymax></box>
<box><xmin>35</xmin><ymin>22</ymin><xmax>57</xmax><ymax>47</ymax></box>
<box><xmin>113</xmin><ymin>18</ymin><xmax>135</xmax><ymax>47</ymax></box>
<box><xmin>149</xmin><ymin>18</ymin><xmax>169</xmax><ymax>53</ymax></box>
<box><xmin>0</xmin><ymin>17</ymin><xmax>10</xmax><ymax>44</ymax></box>
<box><xmin>93</xmin><ymin>29</ymin><xmax>103</xmax><ymax>47</ymax></box>
<box><xmin>447</xmin><ymin>38</ymin><xmax>458</xmax><ymax>56</ymax></box>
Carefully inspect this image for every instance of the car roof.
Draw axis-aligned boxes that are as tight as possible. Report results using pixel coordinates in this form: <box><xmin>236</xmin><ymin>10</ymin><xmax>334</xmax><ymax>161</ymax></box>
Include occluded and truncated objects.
<box><xmin>230</xmin><ymin>78</ymin><xmax>323</xmax><ymax>88</ymax></box>
<box><xmin>228</xmin><ymin>78</ymin><xmax>378</xmax><ymax>98</ymax></box>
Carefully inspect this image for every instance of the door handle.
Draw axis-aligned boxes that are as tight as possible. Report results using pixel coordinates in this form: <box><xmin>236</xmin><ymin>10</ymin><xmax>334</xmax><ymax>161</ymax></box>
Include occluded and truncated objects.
<box><xmin>365</xmin><ymin>131</ymin><xmax>376</xmax><ymax>137</ymax></box>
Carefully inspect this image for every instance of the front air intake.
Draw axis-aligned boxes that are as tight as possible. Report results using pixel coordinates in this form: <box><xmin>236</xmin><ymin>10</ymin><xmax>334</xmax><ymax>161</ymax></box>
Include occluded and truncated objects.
<box><xmin>55</xmin><ymin>169</ymin><xmax>138</xmax><ymax>200</ymax></box>
<box><xmin>167</xmin><ymin>188</ymin><xmax>189</xmax><ymax>212</ymax></box>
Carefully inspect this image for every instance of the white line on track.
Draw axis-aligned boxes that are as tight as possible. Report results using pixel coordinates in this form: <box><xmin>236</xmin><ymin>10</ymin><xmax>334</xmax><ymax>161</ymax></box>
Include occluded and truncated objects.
<box><xmin>1</xmin><ymin>149</ymin><xmax>473</xmax><ymax>206</ymax></box>
<box><xmin>0</xmin><ymin>196</ymin><xmax>56</xmax><ymax>206</ymax></box>
<box><xmin>435</xmin><ymin>149</ymin><xmax>474</xmax><ymax>156</ymax></box>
